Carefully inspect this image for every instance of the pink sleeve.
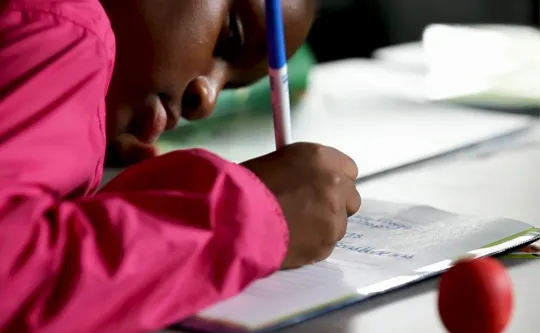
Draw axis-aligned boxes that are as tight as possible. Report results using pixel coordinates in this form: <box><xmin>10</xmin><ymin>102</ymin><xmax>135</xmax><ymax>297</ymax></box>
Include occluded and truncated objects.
<box><xmin>0</xmin><ymin>2</ymin><xmax>288</xmax><ymax>333</ymax></box>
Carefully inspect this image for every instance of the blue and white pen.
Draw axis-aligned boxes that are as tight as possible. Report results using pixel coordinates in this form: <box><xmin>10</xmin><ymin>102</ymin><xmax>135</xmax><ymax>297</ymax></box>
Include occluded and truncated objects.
<box><xmin>265</xmin><ymin>0</ymin><xmax>292</xmax><ymax>149</ymax></box>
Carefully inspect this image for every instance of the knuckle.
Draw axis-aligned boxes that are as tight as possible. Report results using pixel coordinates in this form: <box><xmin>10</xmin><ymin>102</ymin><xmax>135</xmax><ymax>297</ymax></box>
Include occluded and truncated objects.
<box><xmin>308</xmin><ymin>144</ymin><xmax>326</xmax><ymax>161</ymax></box>
<box><xmin>324</xmin><ymin>187</ymin><xmax>342</xmax><ymax>215</ymax></box>
<box><xmin>298</xmin><ymin>142</ymin><xmax>326</xmax><ymax>159</ymax></box>
<box><xmin>339</xmin><ymin>152</ymin><xmax>358</xmax><ymax>179</ymax></box>
<box><xmin>324</xmin><ymin>171</ymin><xmax>344</xmax><ymax>187</ymax></box>
<box><xmin>315</xmin><ymin>172</ymin><xmax>344</xmax><ymax>200</ymax></box>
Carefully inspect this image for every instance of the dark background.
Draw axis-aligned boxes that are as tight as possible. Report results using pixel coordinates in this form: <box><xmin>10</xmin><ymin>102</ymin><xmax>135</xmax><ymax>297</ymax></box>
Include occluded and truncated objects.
<box><xmin>307</xmin><ymin>0</ymin><xmax>539</xmax><ymax>62</ymax></box>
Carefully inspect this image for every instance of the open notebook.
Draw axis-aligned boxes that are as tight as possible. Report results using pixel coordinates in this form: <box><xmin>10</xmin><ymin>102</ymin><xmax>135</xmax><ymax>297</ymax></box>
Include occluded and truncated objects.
<box><xmin>173</xmin><ymin>199</ymin><xmax>540</xmax><ymax>333</ymax></box>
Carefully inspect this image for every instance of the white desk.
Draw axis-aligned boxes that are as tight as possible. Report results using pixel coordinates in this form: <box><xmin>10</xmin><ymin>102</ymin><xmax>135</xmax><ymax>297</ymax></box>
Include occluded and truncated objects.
<box><xmin>157</xmin><ymin>60</ymin><xmax>532</xmax><ymax>179</ymax></box>
<box><xmin>277</xmin><ymin>123</ymin><xmax>540</xmax><ymax>333</ymax></box>
<box><xmin>163</xmin><ymin>122</ymin><xmax>540</xmax><ymax>333</ymax></box>
<box><xmin>144</xmin><ymin>59</ymin><xmax>539</xmax><ymax>333</ymax></box>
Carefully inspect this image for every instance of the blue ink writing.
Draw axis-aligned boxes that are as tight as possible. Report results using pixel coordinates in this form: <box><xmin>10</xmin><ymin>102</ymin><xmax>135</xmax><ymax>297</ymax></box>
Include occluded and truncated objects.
<box><xmin>343</xmin><ymin>232</ymin><xmax>364</xmax><ymax>240</ymax></box>
<box><xmin>350</xmin><ymin>216</ymin><xmax>412</xmax><ymax>230</ymax></box>
<box><xmin>336</xmin><ymin>241</ymin><xmax>415</xmax><ymax>260</ymax></box>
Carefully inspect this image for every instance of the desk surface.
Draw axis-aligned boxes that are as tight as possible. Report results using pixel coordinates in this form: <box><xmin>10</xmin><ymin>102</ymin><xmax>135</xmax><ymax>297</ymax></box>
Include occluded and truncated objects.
<box><xmin>152</xmin><ymin>59</ymin><xmax>540</xmax><ymax>333</ymax></box>
<box><xmin>276</xmin><ymin>122</ymin><xmax>540</xmax><ymax>333</ymax></box>
<box><xmin>164</xmin><ymin>123</ymin><xmax>540</xmax><ymax>333</ymax></box>
<box><xmin>157</xmin><ymin>60</ymin><xmax>532</xmax><ymax>180</ymax></box>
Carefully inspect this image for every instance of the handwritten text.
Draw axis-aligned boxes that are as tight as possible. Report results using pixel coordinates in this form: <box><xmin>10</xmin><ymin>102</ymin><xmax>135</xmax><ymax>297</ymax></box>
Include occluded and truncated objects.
<box><xmin>350</xmin><ymin>216</ymin><xmax>412</xmax><ymax>230</ymax></box>
<box><xmin>343</xmin><ymin>232</ymin><xmax>364</xmax><ymax>240</ymax></box>
<box><xmin>336</xmin><ymin>241</ymin><xmax>415</xmax><ymax>260</ymax></box>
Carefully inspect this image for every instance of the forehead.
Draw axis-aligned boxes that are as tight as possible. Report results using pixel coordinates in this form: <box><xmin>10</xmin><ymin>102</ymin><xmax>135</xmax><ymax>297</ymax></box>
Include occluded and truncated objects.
<box><xmin>140</xmin><ymin>0</ymin><xmax>313</xmax><ymax>32</ymax></box>
<box><xmin>158</xmin><ymin>0</ymin><xmax>262</xmax><ymax>18</ymax></box>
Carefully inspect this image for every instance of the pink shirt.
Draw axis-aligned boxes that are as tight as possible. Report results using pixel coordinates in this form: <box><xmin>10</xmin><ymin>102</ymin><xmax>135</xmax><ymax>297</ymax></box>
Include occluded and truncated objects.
<box><xmin>0</xmin><ymin>1</ymin><xmax>288</xmax><ymax>332</ymax></box>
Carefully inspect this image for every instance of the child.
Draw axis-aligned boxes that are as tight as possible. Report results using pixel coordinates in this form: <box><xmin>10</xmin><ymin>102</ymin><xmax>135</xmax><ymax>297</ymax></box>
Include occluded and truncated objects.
<box><xmin>0</xmin><ymin>0</ymin><xmax>361</xmax><ymax>332</ymax></box>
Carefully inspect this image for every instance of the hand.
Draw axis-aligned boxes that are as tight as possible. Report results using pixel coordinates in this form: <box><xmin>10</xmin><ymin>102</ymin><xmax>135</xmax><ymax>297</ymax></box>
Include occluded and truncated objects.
<box><xmin>105</xmin><ymin>133</ymin><xmax>159</xmax><ymax>168</ymax></box>
<box><xmin>241</xmin><ymin>142</ymin><xmax>361</xmax><ymax>269</ymax></box>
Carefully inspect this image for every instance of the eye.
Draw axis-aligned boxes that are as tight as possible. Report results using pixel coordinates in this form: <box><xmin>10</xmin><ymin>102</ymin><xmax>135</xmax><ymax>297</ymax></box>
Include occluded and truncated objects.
<box><xmin>214</xmin><ymin>12</ymin><xmax>245</xmax><ymax>61</ymax></box>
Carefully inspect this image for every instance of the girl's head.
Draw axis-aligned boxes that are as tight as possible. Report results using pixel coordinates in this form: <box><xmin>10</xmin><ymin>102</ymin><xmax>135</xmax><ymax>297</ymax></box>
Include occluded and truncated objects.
<box><xmin>101</xmin><ymin>0</ymin><xmax>315</xmax><ymax>153</ymax></box>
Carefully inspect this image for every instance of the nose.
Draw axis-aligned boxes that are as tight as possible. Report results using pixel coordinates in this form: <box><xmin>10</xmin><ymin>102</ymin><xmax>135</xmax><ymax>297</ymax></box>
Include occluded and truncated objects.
<box><xmin>181</xmin><ymin>60</ymin><xmax>230</xmax><ymax>120</ymax></box>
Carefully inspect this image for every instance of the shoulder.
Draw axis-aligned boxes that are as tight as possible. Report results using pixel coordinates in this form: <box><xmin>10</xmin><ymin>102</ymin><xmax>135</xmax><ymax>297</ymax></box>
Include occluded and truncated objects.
<box><xmin>2</xmin><ymin>0</ymin><xmax>115</xmax><ymax>61</ymax></box>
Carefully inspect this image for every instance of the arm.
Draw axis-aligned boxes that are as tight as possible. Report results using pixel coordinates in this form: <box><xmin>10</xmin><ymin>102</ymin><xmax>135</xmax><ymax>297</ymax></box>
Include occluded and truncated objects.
<box><xmin>0</xmin><ymin>4</ymin><xmax>287</xmax><ymax>333</ymax></box>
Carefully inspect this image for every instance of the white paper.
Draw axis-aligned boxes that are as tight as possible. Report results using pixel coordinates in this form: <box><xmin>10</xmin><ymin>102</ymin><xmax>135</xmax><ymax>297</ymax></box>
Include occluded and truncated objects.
<box><xmin>186</xmin><ymin>199</ymin><xmax>536</xmax><ymax>332</ymax></box>
<box><xmin>158</xmin><ymin>60</ymin><xmax>532</xmax><ymax>180</ymax></box>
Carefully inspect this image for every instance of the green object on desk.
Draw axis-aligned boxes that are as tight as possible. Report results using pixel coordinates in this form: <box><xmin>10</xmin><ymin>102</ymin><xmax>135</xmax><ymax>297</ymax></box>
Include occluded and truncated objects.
<box><xmin>159</xmin><ymin>44</ymin><xmax>315</xmax><ymax>144</ymax></box>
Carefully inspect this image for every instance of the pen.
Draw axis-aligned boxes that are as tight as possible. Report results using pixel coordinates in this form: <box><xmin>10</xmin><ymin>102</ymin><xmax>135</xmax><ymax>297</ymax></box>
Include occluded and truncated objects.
<box><xmin>265</xmin><ymin>0</ymin><xmax>292</xmax><ymax>149</ymax></box>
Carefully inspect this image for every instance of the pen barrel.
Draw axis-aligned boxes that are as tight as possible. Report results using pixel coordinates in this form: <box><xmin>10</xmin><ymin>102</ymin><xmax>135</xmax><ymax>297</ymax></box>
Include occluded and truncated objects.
<box><xmin>269</xmin><ymin>66</ymin><xmax>292</xmax><ymax>148</ymax></box>
<box><xmin>265</xmin><ymin>0</ymin><xmax>287</xmax><ymax>69</ymax></box>
<box><xmin>266</xmin><ymin>0</ymin><xmax>291</xmax><ymax>149</ymax></box>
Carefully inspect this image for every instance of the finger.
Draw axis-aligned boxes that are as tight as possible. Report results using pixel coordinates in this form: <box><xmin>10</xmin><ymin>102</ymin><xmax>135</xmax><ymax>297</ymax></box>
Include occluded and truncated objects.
<box><xmin>332</xmin><ymin>175</ymin><xmax>350</xmax><ymax>239</ymax></box>
<box><xmin>316</xmin><ymin>245</ymin><xmax>337</xmax><ymax>263</ymax></box>
<box><xmin>344</xmin><ymin>178</ymin><xmax>362</xmax><ymax>217</ymax></box>
<box><xmin>325</xmin><ymin>146</ymin><xmax>359</xmax><ymax>181</ymax></box>
<box><xmin>105</xmin><ymin>133</ymin><xmax>159</xmax><ymax>167</ymax></box>
<box><xmin>323</xmin><ymin>172</ymin><xmax>355</xmax><ymax>235</ymax></box>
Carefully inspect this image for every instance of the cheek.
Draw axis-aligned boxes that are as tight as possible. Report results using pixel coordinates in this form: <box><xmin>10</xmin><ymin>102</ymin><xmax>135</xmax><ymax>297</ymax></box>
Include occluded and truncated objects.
<box><xmin>230</xmin><ymin>61</ymin><xmax>268</xmax><ymax>88</ymax></box>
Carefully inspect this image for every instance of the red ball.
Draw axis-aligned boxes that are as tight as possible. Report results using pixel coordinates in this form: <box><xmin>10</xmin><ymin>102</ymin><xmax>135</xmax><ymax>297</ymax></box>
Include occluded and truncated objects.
<box><xmin>438</xmin><ymin>257</ymin><xmax>513</xmax><ymax>333</ymax></box>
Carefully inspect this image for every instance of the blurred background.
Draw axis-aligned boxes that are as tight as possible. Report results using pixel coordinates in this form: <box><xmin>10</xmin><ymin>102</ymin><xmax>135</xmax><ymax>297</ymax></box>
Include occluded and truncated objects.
<box><xmin>158</xmin><ymin>0</ymin><xmax>540</xmax><ymax>176</ymax></box>
<box><xmin>308</xmin><ymin>0</ymin><xmax>539</xmax><ymax>61</ymax></box>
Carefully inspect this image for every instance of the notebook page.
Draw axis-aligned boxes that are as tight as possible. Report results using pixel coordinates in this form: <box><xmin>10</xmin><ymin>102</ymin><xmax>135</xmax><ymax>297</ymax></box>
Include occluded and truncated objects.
<box><xmin>186</xmin><ymin>199</ymin><xmax>536</xmax><ymax>331</ymax></box>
